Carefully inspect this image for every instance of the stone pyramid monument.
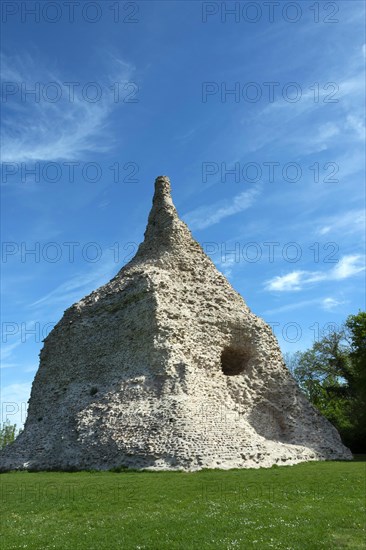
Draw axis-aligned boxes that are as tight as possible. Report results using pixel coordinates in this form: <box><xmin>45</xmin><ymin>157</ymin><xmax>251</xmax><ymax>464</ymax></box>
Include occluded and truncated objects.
<box><xmin>0</xmin><ymin>176</ymin><xmax>352</xmax><ymax>471</ymax></box>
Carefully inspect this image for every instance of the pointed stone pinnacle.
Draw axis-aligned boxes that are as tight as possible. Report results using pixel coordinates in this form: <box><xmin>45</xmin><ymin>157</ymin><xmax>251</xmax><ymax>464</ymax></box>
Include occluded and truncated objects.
<box><xmin>134</xmin><ymin>175</ymin><xmax>190</xmax><ymax>260</ymax></box>
<box><xmin>155</xmin><ymin>175</ymin><xmax>171</xmax><ymax>190</ymax></box>
<box><xmin>152</xmin><ymin>175</ymin><xmax>174</xmax><ymax>211</ymax></box>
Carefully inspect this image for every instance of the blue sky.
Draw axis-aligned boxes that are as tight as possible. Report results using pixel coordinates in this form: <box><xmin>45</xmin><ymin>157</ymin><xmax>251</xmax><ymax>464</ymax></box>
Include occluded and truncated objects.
<box><xmin>1</xmin><ymin>0</ymin><xmax>365</xmax><ymax>428</ymax></box>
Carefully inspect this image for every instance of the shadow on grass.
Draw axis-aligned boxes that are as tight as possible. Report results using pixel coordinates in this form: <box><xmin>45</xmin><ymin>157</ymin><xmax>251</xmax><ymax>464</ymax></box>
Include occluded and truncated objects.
<box><xmin>349</xmin><ymin>454</ymin><xmax>366</xmax><ymax>462</ymax></box>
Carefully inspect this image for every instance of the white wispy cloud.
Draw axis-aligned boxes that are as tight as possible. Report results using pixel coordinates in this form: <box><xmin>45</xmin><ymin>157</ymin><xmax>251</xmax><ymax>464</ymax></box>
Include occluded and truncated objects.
<box><xmin>1</xmin><ymin>52</ymin><xmax>135</xmax><ymax>162</ymax></box>
<box><xmin>30</xmin><ymin>259</ymin><xmax>118</xmax><ymax>310</ymax></box>
<box><xmin>243</xmin><ymin>42</ymin><xmax>365</xmax><ymax>155</ymax></box>
<box><xmin>331</xmin><ymin>254</ymin><xmax>365</xmax><ymax>279</ymax></box>
<box><xmin>309</xmin><ymin>122</ymin><xmax>341</xmax><ymax>152</ymax></box>
<box><xmin>345</xmin><ymin>114</ymin><xmax>365</xmax><ymax>140</ymax></box>
<box><xmin>261</xmin><ymin>71</ymin><xmax>364</xmax><ymax>118</ymax></box>
<box><xmin>316</xmin><ymin>209</ymin><xmax>365</xmax><ymax>236</ymax></box>
<box><xmin>263</xmin><ymin>296</ymin><xmax>346</xmax><ymax>315</ymax></box>
<box><xmin>265</xmin><ymin>254</ymin><xmax>365</xmax><ymax>292</ymax></box>
<box><xmin>321</xmin><ymin>297</ymin><xmax>346</xmax><ymax>311</ymax></box>
<box><xmin>264</xmin><ymin>298</ymin><xmax>320</xmax><ymax>315</ymax></box>
<box><xmin>1</xmin><ymin>341</ymin><xmax>22</xmax><ymax>368</ymax></box>
<box><xmin>265</xmin><ymin>271</ymin><xmax>309</xmax><ymax>292</ymax></box>
<box><xmin>183</xmin><ymin>186</ymin><xmax>261</xmax><ymax>231</ymax></box>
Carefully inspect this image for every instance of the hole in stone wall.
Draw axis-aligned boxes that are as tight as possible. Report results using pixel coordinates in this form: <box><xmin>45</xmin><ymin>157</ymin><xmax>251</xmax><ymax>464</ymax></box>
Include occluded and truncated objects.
<box><xmin>221</xmin><ymin>346</ymin><xmax>251</xmax><ymax>376</ymax></box>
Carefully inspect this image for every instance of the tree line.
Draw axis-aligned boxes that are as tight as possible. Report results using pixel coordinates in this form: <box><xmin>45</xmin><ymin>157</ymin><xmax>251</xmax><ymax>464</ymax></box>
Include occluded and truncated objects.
<box><xmin>285</xmin><ymin>311</ymin><xmax>366</xmax><ymax>453</ymax></box>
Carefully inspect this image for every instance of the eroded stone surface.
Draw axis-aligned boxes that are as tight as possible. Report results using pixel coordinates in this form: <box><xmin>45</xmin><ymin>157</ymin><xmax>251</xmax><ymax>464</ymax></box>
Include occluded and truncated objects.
<box><xmin>0</xmin><ymin>176</ymin><xmax>352</xmax><ymax>471</ymax></box>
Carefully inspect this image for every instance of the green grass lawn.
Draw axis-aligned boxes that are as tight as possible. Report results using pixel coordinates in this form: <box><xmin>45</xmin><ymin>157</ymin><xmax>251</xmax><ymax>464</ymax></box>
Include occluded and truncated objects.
<box><xmin>1</xmin><ymin>459</ymin><xmax>365</xmax><ymax>549</ymax></box>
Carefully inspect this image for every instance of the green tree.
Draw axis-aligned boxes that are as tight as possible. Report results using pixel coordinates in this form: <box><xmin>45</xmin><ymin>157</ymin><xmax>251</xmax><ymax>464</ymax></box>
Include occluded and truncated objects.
<box><xmin>345</xmin><ymin>311</ymin><xmax>366</xmax><ymax>452</ymax></box>
<box><xmin>0</xmin><ymin>421</ymin><xmax>18</xmax><ymax>449</ymax></box>
<box><xmin>285</xmin><ymin>314</ymin><xmax>366</xmax><ymax>453</ymax></box>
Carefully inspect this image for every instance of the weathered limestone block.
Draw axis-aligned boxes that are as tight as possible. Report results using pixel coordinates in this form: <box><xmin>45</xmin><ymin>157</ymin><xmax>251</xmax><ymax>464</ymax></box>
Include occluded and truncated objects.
<box><xmin>0</xmin><ymin>176</ymin><xmax>352</xmax><ymax>471</ymax></box>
